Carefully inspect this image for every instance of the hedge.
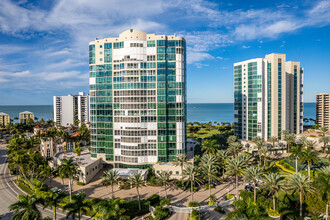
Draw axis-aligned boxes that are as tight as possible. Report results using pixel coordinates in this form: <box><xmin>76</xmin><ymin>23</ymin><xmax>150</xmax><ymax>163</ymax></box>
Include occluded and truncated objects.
<box><xmin>275</xmin><ymin>161</ymin><xmax>294</xmax><ymax>174</ymax></box>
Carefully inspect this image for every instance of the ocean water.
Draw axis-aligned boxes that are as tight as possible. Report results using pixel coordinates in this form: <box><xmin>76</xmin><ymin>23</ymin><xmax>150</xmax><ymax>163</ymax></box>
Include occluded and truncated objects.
<box><xmin>0</xmin><ymin>103</ymin><xmax>316</xmax><ymax>124</ymax></box>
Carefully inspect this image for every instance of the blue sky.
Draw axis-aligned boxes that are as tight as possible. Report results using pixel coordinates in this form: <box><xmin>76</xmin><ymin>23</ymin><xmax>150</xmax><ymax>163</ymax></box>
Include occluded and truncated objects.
<box><xmin>0</xmin><ymin>0</ymin><xmax>329</xmax><ymax>105</ymax></box>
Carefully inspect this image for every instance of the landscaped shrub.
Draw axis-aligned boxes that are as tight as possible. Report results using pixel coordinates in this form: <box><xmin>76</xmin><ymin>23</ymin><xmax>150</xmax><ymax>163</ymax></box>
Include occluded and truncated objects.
<box><xmin>305</xmin><ymin>193</ymin><xmax>326</xmax><ymax>216</ymax></box>
<box><xmin>225</xmin><ymin>194</ymin><xmax>234</xmax><ymax>200</ymax></box>
<box><xmin>208</xmin><ymin>201</ymin><xmax>216</xmax><ymax>205</ymax></box>
<box><xmin>268</xmin><ymin>208</ymin><xmax>280</xmax><ymax>217</ymax></box>
<box><xmin>77</xmin><ymin>181</ymin><xmax>85</xmax><ymax>186</ymax></box>
<box><xmin>215</xmin><ymin>206</ymin><xmax>225</xmax><ymax>214</ymax></box>
<box><xmin>160</xmin><ymin>198</ymin><xmax>171</xmax><ymax>207</ymax></box>
<box><xmin>188</xmin><ymin>201</ymin><xmax>199</xmax><ymax>207</ymax></box>
<box><xmin>239</xmin><ymin>190</ymin><xmax>253</xmax><ymax>201</ymax></box>
<box><xmin>152</xmin><ymin>206</ymin><xmax>170</xmax><ymax>220</ymax></box>
<box><xmin>310</xmin><ymin>135</ymin><xmax>316</xmax><ymax>137</ymax></box>
<box><xmin>275</xmin><ymin>160</ymin><xmax>295</xmax><ymax>173</ymax></box>
<box><xmin>124</xmin><ymin>199</ymin><xmax>149</xmax><ymax>218</ymax></box>
<box><xmin>148</xmin><ymin>194</ymin><xmax>160</xmax><ymax>206</ymax></box>
<box><xmin>204</xmin><ymin>184</ymin><xmax>214</xmax><ymax>190</ymax></box>
<box><xmin>189</xmin><ymin>209</ymin><xmax>200</xmax><ymax>220</ymax></box>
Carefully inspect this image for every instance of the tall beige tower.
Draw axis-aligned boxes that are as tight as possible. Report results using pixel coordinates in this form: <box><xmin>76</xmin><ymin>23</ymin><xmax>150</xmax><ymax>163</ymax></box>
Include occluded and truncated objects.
<box><xmin>234</xmin><ymin>53</ymin><xmax>303</xmax><ymax>141</ymax></box>
<box><xmin>316</xmin><ymin>93</ymin><xmax>330</xmax><ymax>130</ymax></box>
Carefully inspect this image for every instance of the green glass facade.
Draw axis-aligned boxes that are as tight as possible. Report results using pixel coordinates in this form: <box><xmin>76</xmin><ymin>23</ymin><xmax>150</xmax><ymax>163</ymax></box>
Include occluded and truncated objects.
<box><xmin>89</xmin><ymin>32</ymin><xmax>186</xmax><ymax>166</ymax></box>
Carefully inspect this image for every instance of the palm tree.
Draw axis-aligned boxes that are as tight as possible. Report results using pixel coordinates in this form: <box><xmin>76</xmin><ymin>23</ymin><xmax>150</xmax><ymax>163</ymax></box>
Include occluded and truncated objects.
<box><xmin>243</xmin><ymin>166</ymin><xmax>262</xmax><ymax>203</ymax></box>
<box><xmin>216</xmin><ymin>150</ymin><xmax>228</xmax><ymax>179</ymax></box>
<box><xmin>289</xmin><ymin>145</ymin><xmax>302</xmax><ymax>173</ymax></box>
<box><xmin>103</xmin><ymin>169</ymin><xmax>120</xmax><ymax>198</ymax></box>
<box><xmin>93</xmin><ymin>198</ymin><xmax>126</xmax><ymax>220</ymax></box>
<box><xmin>285</xmin><ymin>172</ymin><xmax>312</xmax><ymax>220</ymax></box>
<box><xmin>129</xmin><ymin>172</ymin><xmax>145</xmax><ymax>210</ymax></box>
<box><xmin>299</xmin><ymin>148</ymin><xmax>319</xmax><ymax>180</ymax></box>
<box><xmin>200</xmin><ymin>154</ymin><xmax>219</xmax><ymax>201</ymax></box>
<box><xmin>284</xmin><ymin>133</ymin><xmax>296</xmax><ymax>152</ymax></box>
<box><xmin>172</xmin><ymin>154</ymin><xmax>187</xmax><ymax>182</ymax></box>
<box><xmin>298</xmin><ymin>136</ymin><xmax>308</xmax><ymax>148</ymax></box>
<box><xmin>320</xmin><ymin>126</ymin><xmax>329</xmax><ymax>137</ymax></box>
<box><xmin>319</xmin><ymin>136</ymin><xmax>330</xmax><ymax>154</ymax></box>
<box><xmin>263</xmin><ymin>173</ymin><xmax>283</xmax><ymax>212</ymax></box>
<box><xmin>314</xmin><ymin>167</ymin><xmax>330</xmax><ymax>220</ymax></box>
<box><xmin>183</xmin><ymin>164</ymin><xmax>202</xmax><ymax>202</ymax></box>
<box><xmin>156</xmin><ymin>171</ymin><xmax>171</xmax><ymax>199</ymax></box>
<box><xmin>260</xmin><ymin>144</ymin><xmax>268</xmax><ymax>169</ymax></box>
<box><xmin>58</xmin><ymin>157</ymin><xmax>79</xmax><ymax>202</ymax></box>
<box><xmin>252</xmin><ymin>136</ymin><xmax>263</xmax><ymax>164</ymax></box>
<box><xmin>226</xmin><ymin>157</ymin><xmax>246</xmax><ymax>199</ymax></box>
<box><xmin>228</xmin><ymin>142</ymin><xmax>243</xmax><ymax>158</ymax></box>
<box><xmin>201</xmin><ymin>139</ymin><xmax>219</xmax><ymax>155</ymax></box>
<box><xmin>268</xmin><ymin>136</ymin><xmax>278</xmax><ymax>149</ymax></box>
<box><xmin>9</xmin><ymin>194</ymin><xmax>43</xmax><ymax>220</ymax></box>
<box><xmin>42</xmin><ymin>188</ymin><xmax>66</xmax><ymax>220</ymax></box>
<box><xmin>227</xmin><ymin>135</ymin><xmax>238</xmax><ymax>145</ymax></box>
<box><xmin>63</xmin><ymin>192</ymin><xmax>91</xmax><ymax>220</ymax></box>
<box><xmin>305</xmin><ymin>139</ymin><xmax>317</xmax><ymax>150</ymax></box>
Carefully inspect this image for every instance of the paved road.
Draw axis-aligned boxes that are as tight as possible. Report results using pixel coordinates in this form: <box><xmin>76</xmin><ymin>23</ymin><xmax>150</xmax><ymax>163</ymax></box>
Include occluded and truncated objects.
<box><xmin>168</xmin><ymin>212</ymin><xmax>189</xmax><ymax>220</ymax></box>
<box><xmin>0</xmin><ymin>145</ymin><xmax>69</xmax><ymax>220</ymax></box>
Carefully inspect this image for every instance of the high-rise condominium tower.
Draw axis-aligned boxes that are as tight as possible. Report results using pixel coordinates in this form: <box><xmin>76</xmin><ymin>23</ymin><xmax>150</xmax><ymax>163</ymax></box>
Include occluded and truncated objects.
<box><xmin>53</xmin><ymin>92</ymin><xmax>90</xmax><ymax>127</ymax></box>
<box><xmin>234</xmin><ymin>53</ymin><xmax>303</xmax><ymax>141</ymax></box>
<box><xmin>316</xmin><ymin>93</ymin><xmax>330</xmax><ymax>130</ymax></box>
<box><xmin>89</xmin><ymin>29</ymin><xmax>186</xmax><ymax>168</ymax></box>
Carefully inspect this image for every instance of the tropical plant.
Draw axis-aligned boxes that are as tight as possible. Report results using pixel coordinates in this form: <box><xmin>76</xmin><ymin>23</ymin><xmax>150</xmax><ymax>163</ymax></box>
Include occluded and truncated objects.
<box><xmin>215</xmin><ymin>150</ymin><xmax>228</xmax><ymax>179</ymax></box>
<box><xmin>243</xmin><ymin>166</ymin><xmax>262</xmax><ymax>203</ymax></box>
<box><xmin>93</xmin><ymin>197</ymin><xmax>126</xmax><ymax>220</ymax></box>
<box><xmin>63</xmin><ymin>192</ymin><xmax>92</xmax><ymax>220</ymax></box>
<box><xmin>9</xmin><ymin>194</ymin><xmax>44</xmax><ymax>220</ymax></box>
<box><xmin>156</xmin><ymin>171</ymin><xmax>171</xmax><ymax>199</ymax></box>
<box><xmin>289</xmin><ymin>145</ymin><xmax>302</xmax><ymax>173</ymax></box>
<box><xmin>227</xmin><ymin>142</ymin><xmax>243</xmax><ymax>158</ymax></box>
<box><xmin>103</xmin><ymin>169</ymin><xmax>120</xmax><ymax>198</ymax></box>
<box><xmin>183</xmin><ymin>164</ymin><xmax>202</xmax><ymax>202</ymax></box>
<box><xmin>319</xmin><ymin>136</ymin><xmax>330</xmax><ymax>154</ymax></box>
<box><xmin>299</xmin><ymin>148</ymin><xmax>319</xmax><ymax>179</ymax></box>
<box><xmin>129</xmin><ymin>172</ymin><xmax>145</xmax><ymax>210</ymax></box>
<box><xmin>298</xmin><ymin>136</ymin><xmax>308</xmax><ymax>148</ymax></box>
<box><xmin>172</xmin><ymin>154</ymin><xmax>187</xmax><ymax>182</ymax></box>
<box><xmin>320</xmin><ymin>126</ymin><xmax>329</xmax><ymax>137</ymax></box>
<box><xmin>263</xmin><ymin>173</ymin><xmax>283</xmax><ymax>212</ymax></box>
<box><xmin>201</xmin><ymin>139</ymin><xmax>219</xmax><ymax>155</ymax></box>
<box><xmin>284</xmin><ymin>132</ymin><xmax>296</xmax><ymax>151</ymax></box>
<box><xmin>227</xmin><ymin>135</ymin><xmax>238</xmax><ymax>145</ymax></box>
<box><xmin>285</xmin><ymin>172</ymin><xmax>313</xmax><ymax>220</ymax></box>
<box><xmin>260</xmin><ymin>144</ymin><xmax>268</xmax><ymax>169</ymax></box>
<box><xmin>58</xmin><ymin>157</ymin><xmax>79</xmax><ymax>201</ymax></box>
<box><xmin>252</xmin><ymin>136</ymin><xmax>264</xmax><ymax>164</ymax></box>
<box><xmin>269</xmin><ymin>136</ymin><xmax>278</xmax><ymax>149</ymax></box>
<box><xmin>314</xmin><ymin>167</ymin><xmax>330</xmax><ymax>219</ymax></box>
<box><xmin>41</xmin><ymin>188</ymin><xmax>66</xmax><ymax>220</ymax></box>
<box><xmin>200</xmin><ymin>154</ymin><xmax>219</xmax><ymax>201</ymax></box>
<box><xmin>226</xmin><ymin>157</ymin><xmax>246</xmax><ymax>199</ymax></box>
<box><xmin>73</xmin><ymin>147</ymin><xmax>82</xmax><ymax>156</ymax></box>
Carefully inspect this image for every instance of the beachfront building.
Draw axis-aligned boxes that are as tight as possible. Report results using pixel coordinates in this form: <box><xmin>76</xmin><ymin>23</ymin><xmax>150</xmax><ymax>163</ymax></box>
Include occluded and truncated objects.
<box><xmin>316</xmin><ymin>93</ymin><xmax>330</xmax><ymax>130</ymax></box>
<box><xmin>19</xmin><ymin>111</ymin><xmax>34</xmax><ymax>123</ymax></box>
<box><xmin>0</xmin><ymin>112</ymin><xmax>10</xmax><ymax>127</ymax></box>
<box><xmin>89</xmin><ymin>29</ymin><xmax>186</xmax><ymax>168</ymax></box>
<box><xmin>234</xmin><ymin>53</ymin><xmax>303</xmax><ymax>141</ymax></box>
<box><xmin>53</xmin><ymin>92</ymin><xmax>90</xmax><ymax>127</ymax></box>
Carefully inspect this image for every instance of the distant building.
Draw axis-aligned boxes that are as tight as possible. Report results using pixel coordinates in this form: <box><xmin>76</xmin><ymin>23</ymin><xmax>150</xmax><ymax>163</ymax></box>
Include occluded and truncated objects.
<box><xmin>234</xmin><ymin>53</ymin><xmax>303</xmax><ymax>141</ymax></box>
<box><xmin>316</xmin><ymin>93</ymin><xmax>330</xmax><ymax>130</ymax></box>
<box><xmin>0</xmin><ymin>112</ymin><xmax>10</xmax><ymax>127</ymax></box>
<box><xmin>53</xmin><ymin>92</ymin><xmax>90</xmax><ymax>127</ymax></box>
<box><xmin>19</xmin><ymin>111</ymin><xmax>34</xmax><ymax>123</ymax></box>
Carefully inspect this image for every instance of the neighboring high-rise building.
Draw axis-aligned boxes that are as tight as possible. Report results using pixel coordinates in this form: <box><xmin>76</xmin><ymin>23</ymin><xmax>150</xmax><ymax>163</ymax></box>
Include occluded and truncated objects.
<box><xmin>316</xmin><ymin>93</ymin><xmax>330</xmax><ymax>130</ymax></box>
<box><xmin>19</xmin><ymin>111</ymin><xmax>34</xmax><ymax>123</ymax></box>
<box><xmin>89</xmin><ymin>29</ymin><xmax>186</xmax><ymax>168</ymax></box>
<box><xmin>234</xmin><ymin>53</ymin><xmax>303</xmax><ymax>141</ymax></box>
<box><xmin>0</xmin><ymin>112</ymin><xmax>10</xmax><ymax>127</ymax></box>
<box><xmin>53</xmin><ymin>92</ymin><xmax>90</xmax><ymax>127</ymax></box>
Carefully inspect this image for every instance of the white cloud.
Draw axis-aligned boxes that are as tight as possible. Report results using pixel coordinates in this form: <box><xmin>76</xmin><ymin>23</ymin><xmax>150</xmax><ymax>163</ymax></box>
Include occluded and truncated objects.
<box><xmin>242</xmin><ymin>45</ymin><xmax>250</xmax><ymax>49</ymax></box>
